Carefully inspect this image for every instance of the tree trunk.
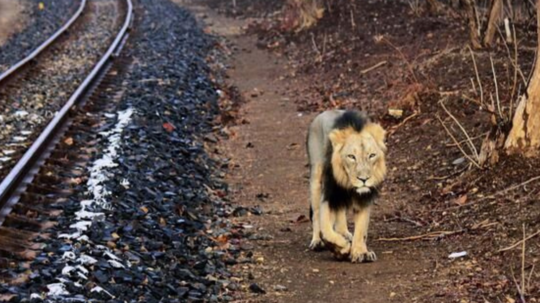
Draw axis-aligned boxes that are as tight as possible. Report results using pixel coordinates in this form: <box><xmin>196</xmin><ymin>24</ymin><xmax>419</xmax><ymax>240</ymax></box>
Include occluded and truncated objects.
<box><xmin>483</xmin><ymin>0</ymin><xmax>503</xmax><ymax>47</ymax></box>
<box><xmin>505</xmin><ymin>0</ymin><xmax>540</xmax><ymax>155</ymax></box>
<box><xmin>463</xmin><ymin>0</ymin><xmax>483</xmax><ymax>49</ymax></box>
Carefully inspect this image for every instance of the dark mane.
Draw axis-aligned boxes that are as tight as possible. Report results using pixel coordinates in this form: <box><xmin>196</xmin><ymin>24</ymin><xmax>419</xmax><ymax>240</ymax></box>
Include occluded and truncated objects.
<box><xmin>332</xmin><ymin>110</ymin><xmax>369</xmax><ymax>132</ymax></box>
<box><xmin>322</xmin><ymin>110</ymin><xmax>378</xmax><ymax>210</ymax></box>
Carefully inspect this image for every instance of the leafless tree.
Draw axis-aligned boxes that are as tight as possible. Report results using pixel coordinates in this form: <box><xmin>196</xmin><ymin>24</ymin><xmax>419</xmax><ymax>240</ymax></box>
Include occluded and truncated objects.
<box><xmin>505</xmin><ymin>0</ymin><xmax>540</xmax><ymax>155</ymax></box>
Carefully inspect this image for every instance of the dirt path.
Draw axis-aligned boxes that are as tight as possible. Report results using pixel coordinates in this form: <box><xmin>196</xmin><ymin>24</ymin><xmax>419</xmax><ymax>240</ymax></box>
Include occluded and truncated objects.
<box><xmin>0</xmin><ymin>0</ymin><xmax>26</xmax><ymax>45</ymax></box>
<box><xmin>179</xmin><ymin>5</ymin><xmax>463</xmax><ymax>302</ymax></box>
<box><xmin>222</xmin><ymin>37</ymin><xmax>431</xmax><ymax>303</ymax></box>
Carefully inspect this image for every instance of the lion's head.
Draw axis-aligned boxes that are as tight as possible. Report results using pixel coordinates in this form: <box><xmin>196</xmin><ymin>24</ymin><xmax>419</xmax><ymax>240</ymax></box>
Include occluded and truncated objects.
<box><xmin>328</xmin><ymin>123</ymin><xmax>387</xmax><ymax>195</ymax></box>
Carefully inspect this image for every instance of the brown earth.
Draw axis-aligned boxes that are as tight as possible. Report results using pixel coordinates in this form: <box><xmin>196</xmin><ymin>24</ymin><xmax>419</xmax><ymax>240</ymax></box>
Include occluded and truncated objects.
<box><xmin>0</xmin><ymin>0</ymin><xmax>26</xmax><ymax>45</ymax></box>
<box><xmin>183</xmin><ymin>1</ymin><xmax>540</xmax><ymax>302</ymax></box>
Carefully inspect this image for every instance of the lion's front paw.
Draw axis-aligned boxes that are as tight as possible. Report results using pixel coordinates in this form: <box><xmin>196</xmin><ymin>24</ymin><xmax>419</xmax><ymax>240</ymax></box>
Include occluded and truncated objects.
<box><xmin>350</xmin><ymin>248</ymin><xmax>377</xmax><ymax>263</ymax></box>
<box><xmin>309</xmin><ymin>237</ymin><xmax>326</xmax><ymax>251</ymax></box>
<box><xmin>323</xmin><ymin>239</ymin><xmax>351</xmax><ymax>261</ymax></box>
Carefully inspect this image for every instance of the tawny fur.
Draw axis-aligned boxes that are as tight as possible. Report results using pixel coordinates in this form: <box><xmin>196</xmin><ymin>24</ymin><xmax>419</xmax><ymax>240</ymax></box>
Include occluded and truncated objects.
<box><xmin>307</xmin><ymin>109</ymin><xmax>387</xmax><ymax>262</ymax></box>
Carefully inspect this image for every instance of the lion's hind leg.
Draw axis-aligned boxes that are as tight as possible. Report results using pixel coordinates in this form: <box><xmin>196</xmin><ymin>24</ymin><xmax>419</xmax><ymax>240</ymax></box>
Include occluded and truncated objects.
<box><xmin>309</xmin><ymin>163</ymin><xmax>325</xmax><ymax>250</ymax></box>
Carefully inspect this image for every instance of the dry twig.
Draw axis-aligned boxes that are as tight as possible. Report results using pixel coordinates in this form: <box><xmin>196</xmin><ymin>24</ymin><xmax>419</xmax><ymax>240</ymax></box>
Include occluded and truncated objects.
<box><xmin>446</xmin><ymin>132</ymin><xmax>487</xmax><ymax>147</ymax></box>
<box><xmin>380</xmin><ymin>37</ymin><xmax>419</xmax><ymax>83</ymax></box>
<box><xmin>489</xmin><ymin>55</ymin><xmax>503</xmax><ymax>118</ymax></box>
<box><xmin>522</xmin><ymin>224</ymin><xmax>526</xmax><ymax>296</ymax></box>
<box><xmin>468</xmin><ymin>46</ymin><xmax>484</xmax><ymax>105</ymax></box>
<box><xmin>384</xmin><ymin>216</ymin><xmax>424</xmax><ymax>227</ymax></box>
<box><xmin>498</xmin><ymin>229</ymin><xmax>540</xmax><ymax>252</ymax></box>
<box><xmin>377</xmin><ymin>230</ymin><xmax>464</xmax><ymax>242</ymax></box>
<box><xmin>478</xmin><ymin>175</ymin><xmax>540</xmax><ymax>204</ymax></box>
<box><xmin>440</xmin><ymin>99</ymin><xmax>480</xmax><ymax>160</ymax></box>
<box><xmin>388</xmin><ymin>112</ymin><xmax>419</xmax><ymax>136</ymax></box>
<box><xmin>360</xmin><ymin>61</ymin><xmax>387</xmax><ymax>74</ymax></box>
<box><xmin>310</xmin><ymin>33</ymin><xmax>321</xmax><ymax>58</ymax></box>
<box><xmin>451</xmin><ymin>175</ymin><xmax>540</xmax><ymax>210</ymax></box>
<box><xmin>437</xmin><ymin>114</ymin><xmax>481</xmax><ymax>169</ymax></box>
<box><xmin>378</xmin><ymin>220</ymin><xmax>494</xmax><ymax>242</ymax></box>
<box><xmin>427</xmin><ymin>165</ymin><xmax>469</xmax><ymax>181</ymax></box>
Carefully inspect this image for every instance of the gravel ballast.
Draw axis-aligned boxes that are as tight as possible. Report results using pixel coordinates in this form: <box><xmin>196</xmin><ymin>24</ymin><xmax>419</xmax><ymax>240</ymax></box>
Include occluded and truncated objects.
<box><xmin>0</xmin><ymin>0</ymin><xmax>77</xmax><ymax>71</ymax></box>
<box><xmin>0</xmin><ymin>1</ymin><xmax>251</xmax><ymax>302</ymax></box>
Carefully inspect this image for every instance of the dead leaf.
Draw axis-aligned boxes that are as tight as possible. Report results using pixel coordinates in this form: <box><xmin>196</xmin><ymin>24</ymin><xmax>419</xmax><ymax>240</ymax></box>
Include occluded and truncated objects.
<box><xmin>421</xmin><ymin>118</ymin><xmax>433</xmax><ymax>126</ymax></box>
<box><xmin>163</xmin><ymin>122</ymin><xmax>175</xmax><ymax>132</ymax></box>
<box><xmin>452</xmin><ymin>195</ymin><xmax>468</xmax><ymax>206</ymax></box>
<box><xmin>64</xmin><ymin>137</ymin><xmax>74</xmax><ymax>145</ymax></box>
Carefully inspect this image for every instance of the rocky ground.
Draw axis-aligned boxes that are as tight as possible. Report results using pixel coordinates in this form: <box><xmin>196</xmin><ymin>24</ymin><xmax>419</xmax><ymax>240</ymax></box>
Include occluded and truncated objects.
<box><xmin>0</xmin><ymin>0</ymin><xmax>77</xmax><ymax>71</ymax></box>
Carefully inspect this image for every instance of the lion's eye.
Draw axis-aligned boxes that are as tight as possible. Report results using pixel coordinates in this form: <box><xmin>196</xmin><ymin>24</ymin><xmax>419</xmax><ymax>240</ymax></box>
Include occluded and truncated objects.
<box><xmin>369</xmin><ymin>153</ymin><xmax>377</xmax><ymax>159</ymax></box>
<box><xmin>347</xmin><ymin>154</ymin><xmax>356</xmax><ymax>161</ymax></box>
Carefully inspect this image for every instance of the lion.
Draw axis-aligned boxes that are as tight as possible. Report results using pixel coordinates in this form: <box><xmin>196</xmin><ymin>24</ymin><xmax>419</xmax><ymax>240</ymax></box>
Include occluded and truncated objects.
<box><xmin>307</xmin><ymin>109</ymin><xmax>387</xmax><ymax>262</ymax></box>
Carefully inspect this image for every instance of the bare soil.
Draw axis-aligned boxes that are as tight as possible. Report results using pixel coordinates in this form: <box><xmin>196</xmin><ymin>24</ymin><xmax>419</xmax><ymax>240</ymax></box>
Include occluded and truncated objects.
<box><xmin>187</xmin><ymin>1</ymin><xmax>540</xmax><ymax>302</ymax></box>
<box><xmin>0</xmin><ymin>0</ymin><xmax>26</xmax><ymax>45</ymax></box>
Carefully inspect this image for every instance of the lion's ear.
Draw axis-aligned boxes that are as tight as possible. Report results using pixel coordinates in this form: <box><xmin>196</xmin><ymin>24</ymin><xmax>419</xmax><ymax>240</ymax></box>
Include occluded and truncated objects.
<box><xmin>364</xmin><ymin>123</ymin><xmax>387</xmax><ymax>152</ymax></box>
<box><xmin>328</xmin><ymin>129</ymin><xmax>349</xmax><ymax>149</ymax></box>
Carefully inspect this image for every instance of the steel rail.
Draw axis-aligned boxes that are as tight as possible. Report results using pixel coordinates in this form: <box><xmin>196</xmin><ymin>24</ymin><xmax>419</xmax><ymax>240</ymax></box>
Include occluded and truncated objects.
<box><xmin>0</xmin><ymin>0</ymin><xmax>87</xmax><ymax>83</ymax></box>
<box><xmin>0</xmin><ymin>0</ymin><xmax>134</xmax><ymax>224</ymax></box>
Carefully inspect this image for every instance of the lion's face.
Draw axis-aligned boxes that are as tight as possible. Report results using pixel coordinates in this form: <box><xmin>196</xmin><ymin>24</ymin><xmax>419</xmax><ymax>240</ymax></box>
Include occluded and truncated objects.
<box><xmin>329</xmin><ymin>123</ymin><xmax>387</xmax><ymax>194</ymax></box>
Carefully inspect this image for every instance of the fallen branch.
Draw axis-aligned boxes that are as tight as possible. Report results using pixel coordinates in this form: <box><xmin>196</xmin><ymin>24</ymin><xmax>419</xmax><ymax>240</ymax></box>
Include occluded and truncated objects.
<box><xmin>454</xmin><ymin>175</ymin><xmax>540</xmax><ymax>209</ymax></box>
<box><xmin>377</xmin><ymin>230</ymin><xmax>464</xmax><ymax>242</ymax></box>
<box><xmin>378</xmin><ymin>219</ymin><xmax>495</xmax><ymax>242</ymax></box>
<box><xmin>384</xmin><ymin>216</ymin><xmax>425</xmax><ymax>227</ymax></box>
<box><xmin>361</xmin><ymin>61</ymin><xmax>387</xmax><ymax>74</ymax></box>
<box><xmin>388</xmin><ymin>112</ymin><xmax>419</xmax><ymax>136</ymax></box>
<box><xmin>498</xmin><ymin>229</ymin><xmax>540</xmax><ymax>252</ymax></box>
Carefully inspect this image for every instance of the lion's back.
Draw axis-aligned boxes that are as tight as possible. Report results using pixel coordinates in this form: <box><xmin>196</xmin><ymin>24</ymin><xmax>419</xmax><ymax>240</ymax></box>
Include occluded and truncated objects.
<box><xmin>307</xmin><ymin>110</ymin><xmax>345</xmax><ymax>166</ymax></box>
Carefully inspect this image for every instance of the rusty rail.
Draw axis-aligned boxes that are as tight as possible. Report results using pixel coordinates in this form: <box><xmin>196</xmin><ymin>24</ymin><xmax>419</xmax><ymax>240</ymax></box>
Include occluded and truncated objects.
<box><xmin>0</xmin><ymin>0</ymin><xmax>134</xmax><ymax>225</ymax></box>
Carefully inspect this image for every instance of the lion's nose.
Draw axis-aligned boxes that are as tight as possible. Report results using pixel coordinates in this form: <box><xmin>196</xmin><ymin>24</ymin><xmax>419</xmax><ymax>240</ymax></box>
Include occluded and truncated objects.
<box><xmin>357</xmin><ymin>177</ymin><xmax>369</xmax><ymax>183</ymax></box>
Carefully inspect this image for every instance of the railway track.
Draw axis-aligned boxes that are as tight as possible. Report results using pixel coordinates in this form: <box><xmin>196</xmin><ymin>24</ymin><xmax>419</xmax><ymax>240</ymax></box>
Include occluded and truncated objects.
<box><xmin>0</xmin><ymin>0</ymin><xmax>123</xmax><ymax>179</ymax></box>
<box><xmin>0</xmin><ymin>0</ymin><xmax>133</xmax><ymax>286</ymax></box>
